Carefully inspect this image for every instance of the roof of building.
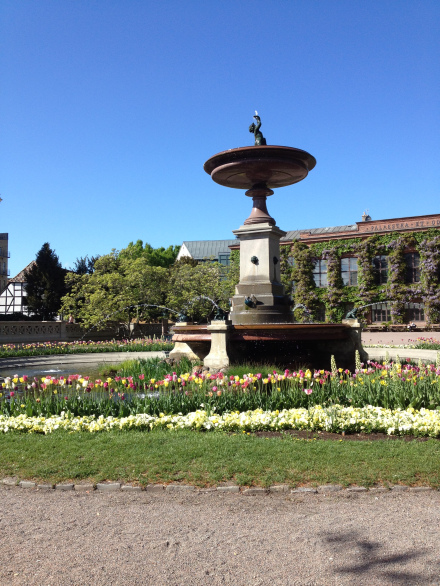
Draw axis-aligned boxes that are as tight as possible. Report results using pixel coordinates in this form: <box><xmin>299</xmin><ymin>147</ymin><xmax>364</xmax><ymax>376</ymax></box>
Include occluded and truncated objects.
<box><xmin>180</xmin><ymin>239</ymin><xmax>237</xmax><ymax>259</ymax></box>
<box><xmin>178</xmin><ymin>213</ymin><xmax>440</xmax><ymax>257</ymax></box>
<box><xmin>283</xmin><ymin>224</ymin><xmax>358</xmax><ymax>240</ymax></box>
<box><xmin>8</xmin><ymin>261</ymin><xmax>35</xmax><ymax>283</ymax></box>
<box><xmin>178</xmin><ymin>225</ymin><xmax>359</xmax><ymax>257</ymax></box>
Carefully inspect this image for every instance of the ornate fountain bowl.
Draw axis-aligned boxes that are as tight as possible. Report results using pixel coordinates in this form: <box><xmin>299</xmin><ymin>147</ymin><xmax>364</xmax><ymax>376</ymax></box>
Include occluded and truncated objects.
<box><xmin>204</xmin><ymin>145</ymin><xmax>316</xmax><ymax>191</ymax></box>
<box><xmin>204</xmin><ymin>145</ymin><xmax>316</xmax><ymax>225</ymax></box>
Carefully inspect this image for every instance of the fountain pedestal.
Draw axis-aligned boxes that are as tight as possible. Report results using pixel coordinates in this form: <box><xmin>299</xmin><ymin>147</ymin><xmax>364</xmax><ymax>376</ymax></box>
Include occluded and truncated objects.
<box><xmin>229</xmin><ymin>223</ymin><xmax>292</xmax><ymax>324</ymax></box>
<box><xmin>168</xmin><ymin>322</ymin><xmax>200</xmax><ymax>362</ymax></box>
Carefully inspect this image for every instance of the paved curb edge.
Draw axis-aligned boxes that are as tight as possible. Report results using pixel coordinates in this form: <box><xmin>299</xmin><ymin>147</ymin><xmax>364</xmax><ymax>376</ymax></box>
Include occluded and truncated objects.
<box><xmin>3</xmin><ymin>479</ymin><xmax>437</xmax><ymax>495</ymax></box>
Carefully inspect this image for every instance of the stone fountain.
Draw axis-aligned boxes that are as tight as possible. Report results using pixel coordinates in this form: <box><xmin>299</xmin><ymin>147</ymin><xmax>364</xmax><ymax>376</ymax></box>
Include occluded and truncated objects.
<box><xmin>171</xmin><ymin>114</ymin><xmax>365</xmax><ymax>370</ymax></box>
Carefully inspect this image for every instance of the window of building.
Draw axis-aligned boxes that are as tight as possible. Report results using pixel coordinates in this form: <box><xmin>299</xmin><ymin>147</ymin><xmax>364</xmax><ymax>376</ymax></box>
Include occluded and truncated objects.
<box><xmin>405</xmin><ymin>302</ymin><xmax>425</xmax><ymax>322</ymax></box>
<box><xmin>341</xmin><ymin>257</ymin><xmax>358</xmax><ymax>286</ymax></box>
<box><xmin>218</xmin><ymin>253</ymin><xmax>230</xmax><ymax>266</ymax></box>
<box><xmin>373</xmin><ymin>255</ymin><xmax>388</xmax><ymax>284</ymax></box>
<box><xmin>371</xmin><ymin>303</ymin><xmax>392</xmax><ymax>323</ymax></box>
<box><xmin>405</xmin><ymin>252</ymin><xmax>420</xmax><ymax>283</ymax></box>
<box><xmin>312</xmin><ymin>259</ymin><xmax>327</xmax><ymax>287</ymax></box>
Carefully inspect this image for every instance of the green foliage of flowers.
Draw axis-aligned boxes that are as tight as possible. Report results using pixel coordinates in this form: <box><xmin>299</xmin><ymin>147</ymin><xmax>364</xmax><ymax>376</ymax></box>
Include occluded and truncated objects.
<box><xmin>0</xmin><ymin>338</ymin><xmax>174</xmax><ymax>358</ymax></box>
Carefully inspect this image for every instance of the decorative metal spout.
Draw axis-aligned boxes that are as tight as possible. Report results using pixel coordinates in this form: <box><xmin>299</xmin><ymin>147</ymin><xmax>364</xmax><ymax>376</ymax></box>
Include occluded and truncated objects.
<box><xmin>177</xmin><ymin>311</ymin><xmax>189</xmax><ymax>323</ymax></box>
<box><xmin>213</xmin><ymin>307</ymin><xmax>227</xmax><ymax>321</ymax></box>
<box><xmin>249</xmin><ymin>111</ymin><xmax>267</xmax><ymax>146</ymax></box>
<box><xmin>345</xmin><ymin>308</ymin><xmax>359</xmax><ymax>319</ymax></box>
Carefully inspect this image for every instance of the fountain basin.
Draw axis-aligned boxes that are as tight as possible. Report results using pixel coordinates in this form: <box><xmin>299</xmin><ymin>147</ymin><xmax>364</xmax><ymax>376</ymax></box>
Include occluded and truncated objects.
<box><xmin>204</xmin><ymin>146</ymin><xmax>316</xmax><ymax>190</ymax></box>
<box><xmin>172</xmin><ymin>323</ymin><xmax>364</xmax><ymax>370</ymax></box>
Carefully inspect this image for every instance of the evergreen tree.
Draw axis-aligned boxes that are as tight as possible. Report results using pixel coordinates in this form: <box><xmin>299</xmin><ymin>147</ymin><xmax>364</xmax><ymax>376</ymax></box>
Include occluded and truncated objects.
<box><xmin>24</xmin><ymin>243</ymin><xmax>67</xmax><ymax>320</ymax></box>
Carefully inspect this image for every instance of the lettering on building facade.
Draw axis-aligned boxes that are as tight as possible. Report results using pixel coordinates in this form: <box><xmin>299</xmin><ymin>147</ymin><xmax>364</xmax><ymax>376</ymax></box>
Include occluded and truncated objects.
<box><xmin>358</xmin><ymin>218</ymin><xmax>440</xmax><ymax>233</ymax></box>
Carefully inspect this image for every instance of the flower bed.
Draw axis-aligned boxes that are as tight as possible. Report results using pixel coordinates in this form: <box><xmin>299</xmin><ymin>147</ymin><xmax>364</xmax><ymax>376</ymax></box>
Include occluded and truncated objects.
<box><xmin>365</xmin><ymin>337</ymin><xmax>440</xmax><ymax>350</ymax></box>
<box><xmin>2</xmin><ymin>354</ymin><xmax>440</xmax><ymax>436</ymax></box>
<box><xmin>1</xmin><ymin>405</ymin><xmax>440</xmax><ymax>436</ymax></box>
<box><xmin>0</xmin><ymin>337</ymin><xmax>174</xmax><ymax>358</ymax></box>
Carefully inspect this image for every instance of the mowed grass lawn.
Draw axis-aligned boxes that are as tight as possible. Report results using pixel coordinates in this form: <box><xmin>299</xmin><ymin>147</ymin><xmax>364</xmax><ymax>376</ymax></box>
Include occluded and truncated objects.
<box><xmin>1</xmin><ymin>430</ymin><xmax>440</xmax><ymax>488</ymax></box>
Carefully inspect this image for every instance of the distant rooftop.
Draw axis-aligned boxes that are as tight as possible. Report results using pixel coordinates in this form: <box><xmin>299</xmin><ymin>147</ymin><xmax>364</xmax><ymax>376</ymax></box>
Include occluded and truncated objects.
<box><xmin>177</xmin><ymin>224</ymin><xmax>358</xmax><ymax>260</ymax></box>
<box><xmin>283</xmin><ymin>224</ymin><xmax>358</xmax><ymax>241</ymax></box>
<box><xmin>177</xmin><ymin>240</ymin><xmax>237</xmax><ymax>260</ymax></box>
<box><xmin>177</xmin><ymin>212</ymin><xmax>440</xmax><ymax>259</ymax></box>
<box><xmin>9</xmin><ymin>261</ymin><xmax>35</xmax><ymax>283</ymax></box>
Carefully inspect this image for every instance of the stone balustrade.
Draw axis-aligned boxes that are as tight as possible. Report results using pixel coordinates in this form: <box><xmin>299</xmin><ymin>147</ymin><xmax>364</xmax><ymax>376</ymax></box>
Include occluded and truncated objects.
<box><xmin>0</xmin><ymin>321</ymin><xmax>167</xmax><ymax>344</ymax></box>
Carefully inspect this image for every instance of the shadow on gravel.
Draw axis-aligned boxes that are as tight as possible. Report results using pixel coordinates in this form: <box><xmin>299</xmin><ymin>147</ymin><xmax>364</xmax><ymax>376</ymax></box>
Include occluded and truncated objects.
<box><xmin>323</xmin><ymin>530</ymin><xmax>439</xmax><ymax>584</ymax></box>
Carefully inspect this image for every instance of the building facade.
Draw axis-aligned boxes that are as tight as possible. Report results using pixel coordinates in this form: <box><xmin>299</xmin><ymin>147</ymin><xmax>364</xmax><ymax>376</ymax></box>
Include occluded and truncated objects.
<box><xmin>177</xmin><ymin>212</ymin><xmax>440</xmax><ymax>325</ymax></box>
<box><xmin>0</xmin><ymin>261</ymin><xmax>33</xmax><ymax>316</ymax></box>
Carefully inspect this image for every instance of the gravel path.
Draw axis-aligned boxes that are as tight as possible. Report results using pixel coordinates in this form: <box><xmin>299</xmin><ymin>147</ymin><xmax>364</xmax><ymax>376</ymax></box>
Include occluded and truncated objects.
<box><xmin>1</xmin><ymin>486</ymin><xmax>440</xmax><ymax>585</ymax></box>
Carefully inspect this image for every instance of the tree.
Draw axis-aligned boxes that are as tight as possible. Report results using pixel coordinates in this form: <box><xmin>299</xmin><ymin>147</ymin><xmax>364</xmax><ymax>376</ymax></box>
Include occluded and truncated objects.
<box><xmin>118</xmin><ymin>240</ymin><xmax>179</xmax><ymax>268</ymax></box>
<box><xmin>166</xmin><ymin>262</ymin><xmax>231</xmax><ymax>322</ymax></box>
<box><xmin>24</xmin><ymin>243</ymin><xmax>67</xmax><ymax>320</ymax></box>
<box><xmin>70</xmin><ymin>255</ymin><xmax>100</xmax><ymax>275</ymax></box>
<box><xmin>61</xmin><ymin>252</ymin><xmax>169</xmax><ymax>333</ymax></box>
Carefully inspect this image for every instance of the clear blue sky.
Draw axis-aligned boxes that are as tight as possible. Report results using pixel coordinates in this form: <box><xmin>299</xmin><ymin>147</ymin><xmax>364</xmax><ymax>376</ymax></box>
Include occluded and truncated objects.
<box><xmin>1</xmin><ymin>0</ymin><xmax>439</xmax><ymax>276</ymax></box>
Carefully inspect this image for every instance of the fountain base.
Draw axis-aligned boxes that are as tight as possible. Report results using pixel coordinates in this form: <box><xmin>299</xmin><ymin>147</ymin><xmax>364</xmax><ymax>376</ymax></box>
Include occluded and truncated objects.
<box><xmin>172</xmin><ymin>322</ymin><xmax>366</xmax><ymax>371</ymax></box>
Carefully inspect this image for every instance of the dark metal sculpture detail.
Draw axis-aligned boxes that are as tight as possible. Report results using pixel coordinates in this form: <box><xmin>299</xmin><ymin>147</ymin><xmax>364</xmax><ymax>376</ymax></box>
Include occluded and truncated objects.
<box><xmin>213</xmin><ymin>307</ymin><xmax>227</xmax><ymax>321</ymax></box>
<box><xmin>345</xmin><ymin>308</ymin><xmax>359</xmax><ymax>319</ymax></box>
<box><xmin>177</xmin><ymin>311</ymin><xmax>189</xmax><ymax>322</ymax></box>
<box><xmin>244</xmin><ymin>296</ymin><xmax>254</xmax><ymax>308</ymax></box>
<box><xmin>249</xmin><ymin>111</ymin><xmax>267</xmax><ymax>146</ymax></box>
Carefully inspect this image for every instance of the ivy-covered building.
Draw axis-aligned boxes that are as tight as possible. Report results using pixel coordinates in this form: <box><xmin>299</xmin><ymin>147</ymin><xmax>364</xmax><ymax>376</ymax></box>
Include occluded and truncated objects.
<box><xmin>179</xmin><ymin>212</ymin><xmax>440</xmax><ymax>325</ymax></box>
<box><xmin>254</xmin><ymin>212</ymin><xmax>440</xmax><ymax>325</ymax></box>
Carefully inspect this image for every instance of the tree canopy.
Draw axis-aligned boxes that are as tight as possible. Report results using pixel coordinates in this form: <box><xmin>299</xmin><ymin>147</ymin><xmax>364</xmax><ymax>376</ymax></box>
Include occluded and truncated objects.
<box><xmin>60</xmin><ymin>242</ymin><xmax>236</xmax><ymax>330</ymax></box>
<box><xmin>61</xmin><ymin>251</ymin><xmax>169</xmax><ymax>331</ymax></box>
<box><xmin>118</xmin><ymin>241</ymin><xmax>179</xmax><ymax>268</ymax></box>
<box><xmin>70</xmin><ymin>255</ymin><xmax>100</xmax><ymax>275</ymax></box>
<box><xmin>167</xmin><ymin>261</ymin><xmax>231</xmax><ymax>321</ymax></box>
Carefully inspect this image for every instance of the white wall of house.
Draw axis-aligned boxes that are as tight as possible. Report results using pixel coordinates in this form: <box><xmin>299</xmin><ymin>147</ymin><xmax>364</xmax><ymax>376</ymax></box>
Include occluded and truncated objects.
<box><xmin>0</xmin><ymin>282</ymin><xmax>30</xmax><ymax>315</ymax></box>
